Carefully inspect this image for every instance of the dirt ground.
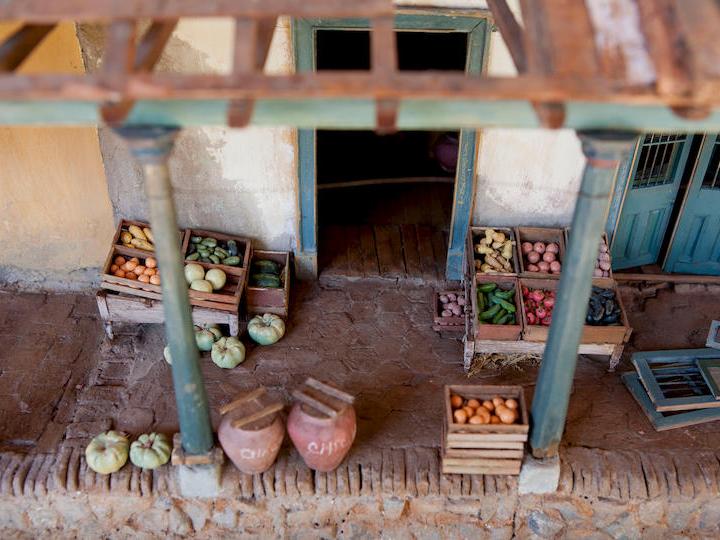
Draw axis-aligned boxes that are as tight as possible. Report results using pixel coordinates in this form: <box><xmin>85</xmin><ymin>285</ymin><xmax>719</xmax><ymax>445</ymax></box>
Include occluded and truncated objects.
<box><xmin>1</xmin><ymin>279</ymin><xmax>719</xmax><ymax>457</ymax></box>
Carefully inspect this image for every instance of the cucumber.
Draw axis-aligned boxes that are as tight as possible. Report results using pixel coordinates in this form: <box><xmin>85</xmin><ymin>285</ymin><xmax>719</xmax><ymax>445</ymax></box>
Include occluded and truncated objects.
<box><xmin>495</xmin><ymin>288</ymin><xmax>515</xmax><ymax>300</ymax></box>
<box><xmin>476</xmin><ymin>291</ymin><xmax>486</xmax><ymax>312</ymax></box>
<box><xmin>201</xmin><ymin>237</ymin><xmax>217</xmax><ymax>247</ymax></box>
<box><xmin>197</xmin><ymin>248</ymin><xmax>210</xmax><ymax>257</ymax></box>
<box><xmin>214</xmin><ymin>247</ymin><xmax>229</xmax><ymax>258</ymax></box>
<box><xmin>253</xmin><ymin>259</ymin><xmax>281</xmax><ymax>274</ymax></box>
<box><xmin>227</xmin><ymin>240</ymin><xmax>239</xmax><ymax>256</ymax></box>
<box><xmin>252</xmin><ymin>273</ymin><xmax>281</xmax><ymax>288</ymax></box>
<box><xmin>498</xmin><ymin>313</ymin><xmax>515</xmax><ymax>325</ymax></box>
<box><xmin>478</xmin><ymin>283</ymin><xmax>497</xmax><ymax>293</ymax></box>
<box><xmin>479</xmin><ymin>304</ymin><xmax>501</xmax><ymax>321</ymax></box>
<box><xmin>200</xmin><ymin>257</ymin><xmax>211</xmax><ymax>263</ymax></box>
<box><xmin>191</xmin><ymin>236</ymin><xmax>203</xmax><ymax>244</ymax></box>
<box><xmin>496</xmin><ymin>298</ymin><xmax>516</xmax><ymax>313</ymax></box>
<box><xmin>209</xmin><ymin>254</ymin><xmax>220</xmax><ymax>264</ymax></box>
<box><xmin>488</xmin><ymin>293</ymin><xmax>502</xmax><ymax>305</ymax></box>
<box><xmin>223</xmin><ymin>256</ymin><xmax>240</xmax><ymax>266</ymax></box>
<box><xmin>491</xmin><ymin>308</ymin><xmax>508</xmax><ymax>324</ymax></box>
<box><xmin>186</xmin><ymin>252</ymin><xmax>200</xmax><ymax>261</ymax></box>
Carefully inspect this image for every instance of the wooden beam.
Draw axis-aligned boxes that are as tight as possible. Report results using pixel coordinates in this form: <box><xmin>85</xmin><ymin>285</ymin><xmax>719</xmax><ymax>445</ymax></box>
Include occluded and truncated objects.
<box><xmin>0</xmin><ymin>0</ymin><xmax>393</xmax><ymax>21</ymax></box>
<box><xmin>255</xmin><ymin>18</ymin><xmax>276</xmax><ymax>71</ymax></box>
<box><xmin>371</xmin><ymin>15</ymin><xmax>397</xmax><ymax>133</ymax></box>
<box><xmin>102</xmin><ymin>20</ymin><xmax>137</xmax><ymax>89</ymax></box>
<box><xmin>486</xmin><ymin>0</ymin><xmax>526</xmax><ymax>73</ymax></box>
<box><xmin>0</xmin><ymin>24</ymin><xmax>54</xmax><ymax>72</ymax></box>
<box><xmin>102</xmin><ymin>20</ymin><xmax>177</xmax><ymax>124</ymax></box>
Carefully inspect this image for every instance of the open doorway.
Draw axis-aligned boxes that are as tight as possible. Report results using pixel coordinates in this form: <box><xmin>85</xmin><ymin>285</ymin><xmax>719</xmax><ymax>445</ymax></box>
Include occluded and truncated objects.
<box><xmin>315</xmin><ymin>29</ymin><xmax>467</xmax><ymax>280</ymax></box>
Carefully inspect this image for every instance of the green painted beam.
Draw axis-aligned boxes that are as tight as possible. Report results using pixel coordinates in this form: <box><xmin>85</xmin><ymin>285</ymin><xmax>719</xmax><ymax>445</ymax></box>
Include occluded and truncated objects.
<box><xmin>2</xmin><ymin>99</ymin><xmax>720</xmax><ymax>132</ymax></box>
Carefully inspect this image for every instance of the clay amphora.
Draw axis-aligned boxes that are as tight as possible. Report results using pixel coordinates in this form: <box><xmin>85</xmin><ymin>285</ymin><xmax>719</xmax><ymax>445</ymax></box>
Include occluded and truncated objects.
<box><xmin>218</xmin><ymin>411</ymin><xmax>284</xmax><ymax>474</ymax></box>
<box><xmin>287</xmin><ymin>402</ymin><xmax>356</xmax><ymax>472</ymax></box>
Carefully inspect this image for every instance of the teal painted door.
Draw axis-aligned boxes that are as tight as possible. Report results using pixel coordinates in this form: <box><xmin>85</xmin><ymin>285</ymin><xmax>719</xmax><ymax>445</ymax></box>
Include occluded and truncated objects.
<box><xmin>664</xmin><ymin>134</ymin><xmax>720</xmax><ymax>275</ymax></box>
<box><xmin>611</xmin><ymin>134</ymin><xmax>692</xmax><ymax>269</ymax></box>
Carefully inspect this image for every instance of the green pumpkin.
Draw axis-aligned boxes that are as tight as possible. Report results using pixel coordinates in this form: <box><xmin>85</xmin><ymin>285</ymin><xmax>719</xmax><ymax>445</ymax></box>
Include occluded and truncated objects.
<box><xmin>248</xmin><ymin>314</ymin><xmax>286</xmax><ymax>345</ymax></box>
<box><xmin>85</xmin><ymin>431</ymin><xmax>129</xmax><ymax>474</ymax></box>
<box><xmin>211</xmin><ymin>337</ymin><xmax>246</xmax><ymax>369</ymax></box>
<box><xmin>129</xmin><ymin>433</ymin><xmax>172</xmax><ymax>470</ymax></box>
<box><xmin>204</xmin><ymin>325</ymin><xmax>223</xmax><ymax>341</ymax></box>
<box><xmin>195</xmin><ymin>329</ymin><xmax>215</xmax><ymax>351</ymax></box>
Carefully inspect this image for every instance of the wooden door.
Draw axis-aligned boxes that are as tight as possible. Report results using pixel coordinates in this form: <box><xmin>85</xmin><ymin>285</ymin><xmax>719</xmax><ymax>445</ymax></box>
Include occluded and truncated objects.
<box><xmin>664</xmin><ymin>135</ymin><xmax>720</xmax><ymax>275</ymax></box>
<box><xmin>611</xmin><ymin>134</ymin><xmax>692</xmax><ymax>269</ymax></box>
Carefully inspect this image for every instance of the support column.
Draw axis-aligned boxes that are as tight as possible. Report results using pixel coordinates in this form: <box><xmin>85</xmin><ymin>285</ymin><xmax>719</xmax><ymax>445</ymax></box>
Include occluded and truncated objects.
<box><xmin>116</xmin><ymin>126</ymin><xmax>214</xmax><ymax>456</ymax></box>
<box><xmin>530</xmin><ymin>131</ymin><xmax>636</xmax><ymax>459</ymax></box>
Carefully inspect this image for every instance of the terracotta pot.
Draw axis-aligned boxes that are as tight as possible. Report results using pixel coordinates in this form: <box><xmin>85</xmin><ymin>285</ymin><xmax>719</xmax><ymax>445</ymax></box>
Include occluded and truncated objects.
<box><xmin>218</xmin><ymin>411</ymin><xmax>284</xmax><ymax>474</ymax></box>
<box><xmin>287</xmin><ymin>402</ymin><xmax>356</xmax><ymax>472</ymax></box>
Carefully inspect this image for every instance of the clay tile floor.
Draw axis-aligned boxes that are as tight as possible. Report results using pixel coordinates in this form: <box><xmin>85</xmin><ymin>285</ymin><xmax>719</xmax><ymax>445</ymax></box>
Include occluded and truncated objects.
<box><xmin>1</xmin><ymin>280</ymin><xmax>720</xmax><ymax>501</ymax></box>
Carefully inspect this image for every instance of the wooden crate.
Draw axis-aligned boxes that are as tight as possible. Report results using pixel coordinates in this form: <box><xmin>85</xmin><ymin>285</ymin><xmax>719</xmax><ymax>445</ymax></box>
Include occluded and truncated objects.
<box><xmin>564</xmin><ymin>228</ymin><xmax>613</xmax><ymax>279</ymax></box>
<box><xmin>96</xmin><ymin>290</ymin><xmax>243</xmax><ymax>339</ymax></box>
<box><xmin>471</xmin><ymin>275</ymin><xmax>523</xmax><ymax>341</ymax></box>
<box><xmin>246</xmin><ymin>250</ymin><xmax>291</xmax><ymax>318</ymax></box>
<box><xmin>433</xmin><ymin>290</ymin><xmax>466</xmax><ymax>332</ymax></box>
<box><xmin>182</xmin><ymin>228</ymin><xmax>252</xmax><ymax>277</ymax></box>
<box><xmin>467</xmin><ymin>226</ymin><xmax>519</xmax><ymax>278</ymax></box>
<box><xmin>515</xmin><ymin>227</ymin><xmax>566</xmax><ymax>279</ymax></box>
<box><xmin>101</xmin><ymin>245</ymin><xmax>163</xmax><ymax>297</ymax></box>
<box><xmin>520</xmin><ymin>278</ymin><xmax>632</xmax><ymax>344</ymax></box>
<box><xmin>442</xmin><ymin>385</ymin><xmax>528</xmax><ymax>475</ymax></box>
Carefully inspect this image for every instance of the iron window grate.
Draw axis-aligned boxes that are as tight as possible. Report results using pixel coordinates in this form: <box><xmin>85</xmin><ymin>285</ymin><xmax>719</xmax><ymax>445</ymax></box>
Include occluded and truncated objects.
<box><xmin>632</xmin><ymin>134</ymin><xmax>687</xmax><ymax>189</ymax></box>
<box><xmin>701</xmin><ymin>139</ymin><xmax>720</xmax><ymax>190</ymax></box>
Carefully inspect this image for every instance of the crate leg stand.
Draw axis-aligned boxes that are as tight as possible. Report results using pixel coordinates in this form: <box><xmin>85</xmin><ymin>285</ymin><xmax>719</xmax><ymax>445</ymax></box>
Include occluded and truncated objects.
<box><xmin>529</xmin><ymin>131</ymin><xmax>636</xmax><ymax>466</ymax></box>
<box><xmin>117</xmin><ymin>126</ymin><xmax>221</xmax><ymax>497</ymax></box>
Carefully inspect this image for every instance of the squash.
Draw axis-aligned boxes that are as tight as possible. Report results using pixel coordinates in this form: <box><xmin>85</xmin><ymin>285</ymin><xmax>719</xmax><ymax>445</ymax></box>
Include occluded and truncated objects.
<box><xmin>85</xmin><ymin>431</ymin><xmax>129</xmax><ymax>474</ymax></box>
<box><xmin>129</xmin><ymin>433</ymin><xmax>171</xmax><ymax>469</ymax></box>
<box><xmin>251</xmin><ymin>273</ymin><xmax>281</xmax><ymax>288</ymax></box>
<box><xmin>195</xmin><ymin>329</ymin><xmax>216</xmax><ymax>352</ymax></box>
<box><xmin>252</xmin><ymin>259</ymin><xmax>281</xmax><ymax>275</ymax></box>
<box><xmin>211</xmin><ymin>337</ymin><xmax>246</xmax><ymax>369</ymax></box>
<box><xmin>248</xmin><ymin>314</ymin><xmax>286</xmax><ymax>345</ymax></box>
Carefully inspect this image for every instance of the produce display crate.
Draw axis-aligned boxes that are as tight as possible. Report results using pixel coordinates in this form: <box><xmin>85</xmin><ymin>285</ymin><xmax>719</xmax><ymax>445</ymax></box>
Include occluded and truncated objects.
<box><xmin>564</xmin><ymin>228</ymin><xmax>614</xmax><ymax>279</ymax></box>
<box><xmin>181</xmin><ymin>228</ymin><xmax>252</xmax><ymax>277</ymax></box>
<box><xmin>111</xmin><ymin>219</ymin><xmax>183</xmax><ymax>259</ymax></box>
<box><xmin>520</xmin><ymin>277</ymin><xmax>632</xmax><ymax>344</ymax></box>
<box><xmin>246</xmin><ymin>250</ymin><xmax>291</xmax><ymax>318</ymax></box>
<box><xmin>442</xmin><ymin>385</ymin><xmax>528</xmax><ymax>475</ymax></box>
<box><xmin>466</xmin><ymin>226</ymin><xmax>520</xmax><ymax>278</ymax></box>
<box><xmin>433</xmin><ymin>290</ymin><xmax>466</xmax><ymax>333</ymax></box>
<box><xmin>100</xmin><ymin>245</ymin><xmax>164</xmax><ymax>298</ymax></box>
<box><xmin>515</xmin><ymin>227</ymin><xmax>566</xmax><ymax>279</ymax></box>
<box><xmin>471</xmin><ymin>275</ymin><xmax>523</xmax><ymax>341</ymax></box>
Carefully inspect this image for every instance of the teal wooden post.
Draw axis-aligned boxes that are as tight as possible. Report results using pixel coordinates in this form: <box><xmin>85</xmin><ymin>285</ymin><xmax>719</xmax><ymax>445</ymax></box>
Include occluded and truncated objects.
<box><xmin>117</xmin><ymin>126</ymin><xmax>214</xmax><ymax>456</ymax></box>
<box><xmin>530</xmin><ymin>131</ymin><xmax>636</xmax><ymax>459</ymax></box>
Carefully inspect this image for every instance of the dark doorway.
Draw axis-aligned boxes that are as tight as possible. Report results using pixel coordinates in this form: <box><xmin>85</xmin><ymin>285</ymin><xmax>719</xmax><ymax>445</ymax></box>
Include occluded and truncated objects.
<box><xmin>316</xmin><ymin>29</ymin><xmax>467</xmax><ymax>280</ymax></box>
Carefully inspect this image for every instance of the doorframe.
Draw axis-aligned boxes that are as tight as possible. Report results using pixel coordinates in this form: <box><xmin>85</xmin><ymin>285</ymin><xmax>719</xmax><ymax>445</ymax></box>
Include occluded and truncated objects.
<box><xmin>292</xmin><ymin>12</ymin><xmax>490</xmax><ymax>280</ymax></box>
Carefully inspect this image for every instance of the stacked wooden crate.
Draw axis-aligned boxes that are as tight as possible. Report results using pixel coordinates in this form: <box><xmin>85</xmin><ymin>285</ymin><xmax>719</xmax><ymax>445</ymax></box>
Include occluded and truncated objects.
<box><xmin>624</xmin><ymin>348</ymin><xmax>720</xmax><ymax>431</ymax></box>
<box><xmin>442</xmin><ymin>385</ymin><xmax>528</xmax><ymax>475</ymax></box>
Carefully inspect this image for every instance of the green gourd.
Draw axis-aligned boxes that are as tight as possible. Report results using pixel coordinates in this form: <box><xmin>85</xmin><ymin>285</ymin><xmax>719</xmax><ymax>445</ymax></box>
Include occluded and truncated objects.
<box><xmin>252</xmin><ymin>273</ymin><xmax>281</xmax><ymax>288</ymax></box>
<box><xmin>85</xmin><ymin>431</ymin><xmax>129</xmax><ymax>474</ymax></box>
<box><xmin>129</xmin><ymin>433</ymin><xmax>171</xmax><ymax>470</ymax></box>
<box><xmin>211</xmin><ymin>337</ymin><xmax>246</xmax><ymax>368</ymax></box>
<box><xmin>248</xmin><ymin>314</ymin><xmax>286</xmax><ymax>345</ymax></box>
<box><xmin>252</xmin><ymin>260</ymin><xmax>281</xmax><ymax>275</ymax></box>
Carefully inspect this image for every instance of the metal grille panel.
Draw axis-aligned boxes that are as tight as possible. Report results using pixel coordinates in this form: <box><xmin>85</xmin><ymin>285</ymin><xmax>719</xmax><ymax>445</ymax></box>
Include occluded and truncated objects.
<box><xmin>632</xmin><ymin>134</ymin><xmax>687</xmax><ymax>189</ymax></box>
<box><xmin>701</xmin><ymin>139</ymin><xmax>720</xmax><ymax>190</ymax></box>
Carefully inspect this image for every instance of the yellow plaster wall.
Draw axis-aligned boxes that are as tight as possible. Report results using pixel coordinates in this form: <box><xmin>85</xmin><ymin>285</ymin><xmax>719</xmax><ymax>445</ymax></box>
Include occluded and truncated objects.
<box><xmin>0</xmin><ymin>23</ymin><xmax>114</xmax><ymax>280</ymax></box>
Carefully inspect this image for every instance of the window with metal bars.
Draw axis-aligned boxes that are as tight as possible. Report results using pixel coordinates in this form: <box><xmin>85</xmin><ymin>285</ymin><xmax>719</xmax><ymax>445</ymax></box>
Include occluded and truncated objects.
<box><xmin>701</xmin><ymin>138</ymin><xmax>720</xmax><ymax>190</ymax></box>
<box><xmin>631</xmin><ymin>134</ymin><xmax>687</xmax><ymax>189</ymax></box>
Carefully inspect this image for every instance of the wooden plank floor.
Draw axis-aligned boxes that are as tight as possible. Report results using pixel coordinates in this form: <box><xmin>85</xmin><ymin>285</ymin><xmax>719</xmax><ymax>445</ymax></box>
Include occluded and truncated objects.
<box><xmin>319</xmin><ymin>224</ymin><xmax>448</xmax><ymax>281</ymax></box>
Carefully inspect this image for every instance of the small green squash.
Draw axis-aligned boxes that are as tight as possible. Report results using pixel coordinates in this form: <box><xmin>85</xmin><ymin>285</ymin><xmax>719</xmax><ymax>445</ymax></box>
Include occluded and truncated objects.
<box><xmin>251</xmin><ymin>273</ymin><xmax>282</xmax><ymax>288</ymax></box>
<box><xmin>211</xmin><ymin>337</ymin><xmax>246</xmax><ymax>369</ymax></box>
<box><xmin>130</xmin><ymin>433</ymin><xmax>172</xmax><ymax>470</ymax></box>
<box><xmin>252</xmin><ymin>259</ymin><xmax>281</xmax><ymax>274</ymax></box>
<box><xmin>195</xmin><ymin>328</ymin><xmax>216</xmax><ymax>351</ymax></box>
<box><xmin>248</xmin><ymin>314</ymin><xmax>286</xmax><ymax>345</ymax></box>
<box><xmin>85</xmin><ymin>431</ymin><xmax>129</xmax><ymax>474</ymax></box>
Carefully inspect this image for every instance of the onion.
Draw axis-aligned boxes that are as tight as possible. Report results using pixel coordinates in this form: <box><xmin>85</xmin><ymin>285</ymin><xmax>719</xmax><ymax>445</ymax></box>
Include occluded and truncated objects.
<box><xmin>457</xmin><ymin>296</ymin><xmax>466</xmax><ymax>306</ymax></box>
<box><xmin>521</xmin><ymin>242</ymin><xmax>534</xmax><ymax>254</ymax></box>
<box><xmin>599</xmin><ymin>261</ymin><xmax>611</xmax><ymax>271</ymax></box>
<box><xmin>439</xmin><ymin>294</ymin><xmax>449</xmax><ymax>304</ymax></box>
<box><xmin>447</xmin><ymin>293</ymin><xmax>457</xmax><ymax>302</ymax></box>
<box><xmin>550</xmin><ymin>261</ymin><xmax>562</xmax><ymax>273</ymax></box>
<box><xmin>450</xmin><ymin>305</ymin><xmax>462</xmax><ymax>316</ymax></box>
<box><xmin>527</xmin><ymin>264</ymin><xmax>539</xmax><ymax>272</ymax></box>
<box><xmin>533</xmin><ymin>242</ymin><xmax>546</xmax><ymax>254</ymax></box>
<box><xmin>593</xmin><ymin>268</ymin><xmax>603</xmax><ymax>277</ymax></box>
<box><xmin>546</xmin><ymin>243</ymin><xmax>559</xmax><ymax>254</ymax></box>
<box><xmin>542</xmin><ymin>251</ymin><xmax>556</xmax><ymax>263</ymax></box>
<box><xmin>527</xmin><ymin>251</ymin><xmax>541</xmax><ymax>264</ymax></box>
<box><xmin>537</xmin><ymin>261</ymin><xmax>550</xmax><ymax>272</ymax></box>
<box><xmin>441</xmin><ymin>310</ymin><xmax>452</xmax><ymax>317</ymax></box>
<box><xmin>453</xmin><ymin>409</ymin><xmax>468</xmax><ymax>424</ymax></box>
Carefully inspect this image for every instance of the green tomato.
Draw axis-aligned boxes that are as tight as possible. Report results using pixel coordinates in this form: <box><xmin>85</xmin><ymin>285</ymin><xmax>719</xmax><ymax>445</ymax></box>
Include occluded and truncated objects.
<box><xmin>247</xmin><ymin>314</ymin><xmax>286</xmax><ymax>345</ymax></box>
<box><xmin>130</xmin><ymin>433</ymin><xmax>172</xmax><ymax>470</ymax></box>
<box><xmin>211</xmin><ymin>337</ymin><xmax>246</xmax><ymax>369</ymax></box>
<box><xmin>85</xmin><ymin>431</ymin><xmax>129</xmax><ymax>474</ymax></box>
